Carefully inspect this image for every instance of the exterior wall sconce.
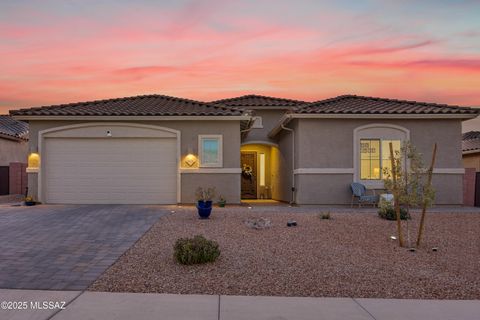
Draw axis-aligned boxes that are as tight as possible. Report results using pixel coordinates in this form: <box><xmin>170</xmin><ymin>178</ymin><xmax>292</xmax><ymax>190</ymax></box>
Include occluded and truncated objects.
<box><xmin>27</xmin><ymin>152</ymin><xmax>40</xmax><ymax>173</ymax></box>
<box><xmin>185</xmin><ymin>153</ymin><xmax>197</xmax><ymax>167</ymax></box>
<box><xmin>184</xmin><ymin>147</ymin><xmax>198</xmax><ymax>167</ymax></box>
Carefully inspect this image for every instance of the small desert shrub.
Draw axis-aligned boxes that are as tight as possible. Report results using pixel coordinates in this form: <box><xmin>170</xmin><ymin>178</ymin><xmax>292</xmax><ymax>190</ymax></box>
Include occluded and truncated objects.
<box><xmin>378</xmin><ymin>204</ymin><xmax>410</xmax><ymax>220</ymax></box>
<box><xmin>174</xmin><ymin>235</ymin><xmax>220</xmax><ymax>265</ymax></box>
<box><xmin>318</xmin><ymin>212</ymin><xmax>331</xmax><ymax>220</ymax></box>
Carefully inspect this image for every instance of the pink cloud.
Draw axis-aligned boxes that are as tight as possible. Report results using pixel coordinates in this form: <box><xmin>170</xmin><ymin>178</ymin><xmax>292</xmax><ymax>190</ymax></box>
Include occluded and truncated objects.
<box><xmin>348</xmin><ymin>58</ymin><xmax>480</xmax><ymax>71</ymax></box>
<box><xmin>0</xmin><ymin>1</ymin><xmax>479</xmax><ymax>114</ymax></box>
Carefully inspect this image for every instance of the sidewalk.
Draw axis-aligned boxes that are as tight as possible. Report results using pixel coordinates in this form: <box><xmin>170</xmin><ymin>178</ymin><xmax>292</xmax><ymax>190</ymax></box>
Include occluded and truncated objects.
<box><xmin>1</xmin><ymin>289</ymin><xmax>479</xmax><ymax>320</ymax></box>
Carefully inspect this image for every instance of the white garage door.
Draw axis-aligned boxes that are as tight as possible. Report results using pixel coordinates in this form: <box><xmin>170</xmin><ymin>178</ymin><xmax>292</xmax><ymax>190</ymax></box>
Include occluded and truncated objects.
<box><xmin>44</xmin><ymin>138</ymin><xmax>177</xmax><ymax>204</ymax></box>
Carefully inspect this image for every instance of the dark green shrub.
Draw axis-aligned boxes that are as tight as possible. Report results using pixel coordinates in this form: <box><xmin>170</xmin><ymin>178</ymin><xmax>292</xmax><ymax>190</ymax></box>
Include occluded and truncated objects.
<box><xmin>174</xmin><ymin>235</ymin><xmax>220</xmax><ymax>265</ymax></box>
<box><xmin>318</xmin><ymin>212</ymin><xmax>331</xmax><ymax>219</ymax></box>
<box><xmin>378</xmin><ymin>206</ymin><xmax>410</xmax><ymax>220</ymax></box>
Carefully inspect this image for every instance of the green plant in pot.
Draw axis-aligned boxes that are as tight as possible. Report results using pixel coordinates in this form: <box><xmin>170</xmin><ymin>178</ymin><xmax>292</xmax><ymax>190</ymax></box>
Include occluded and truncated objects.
<box><xmin>218</xmin><ymin>195</ymin><xmax>226</xmax><ymax>207</ymax></box>
<box><xmin>195</xmin><ymin>187</ymin><xmax>216</xmax><ymax>219</ymax></box>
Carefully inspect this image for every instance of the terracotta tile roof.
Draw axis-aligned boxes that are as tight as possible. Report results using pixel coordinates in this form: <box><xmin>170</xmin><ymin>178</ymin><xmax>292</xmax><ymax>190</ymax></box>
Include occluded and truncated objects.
<box><xmin>462</xmin><ymin>131</ymin><xmax>480</xmax><ymax>153</ymax></box>
<box><xmin>463</xmin><ymin>131</ymin><xmax>480</xmax><ymax>140</ymax></box>
<box><xmin>10</xmin><ymin>94</ymin><xmax>243</xmax><ymax>117</ymax></box>
<box><xmin>463</xmin><ymin>139</ymin><xmax>480</xmax><ymax>153</ymax></box>
<box><xmin>211</xmin><ymin>94</ymin><xmax>306</xmax><ymax>108</ymax></box>
<box><xmin>0</xmin><ymin>115</ymin><xmax>29</xmax><ymax>140</ymax></box>
<box><xmin>295</xmin><ymin>95</ymin><xmax>479</xmax><ymax>115</ymax></box>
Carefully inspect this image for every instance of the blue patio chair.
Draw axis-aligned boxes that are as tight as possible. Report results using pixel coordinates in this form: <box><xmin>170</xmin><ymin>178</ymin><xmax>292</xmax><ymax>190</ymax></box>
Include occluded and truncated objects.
<box><xmin>350</xmin><ymin>182</ymin><xmax>379</xmax><ymax>208</ymax></box>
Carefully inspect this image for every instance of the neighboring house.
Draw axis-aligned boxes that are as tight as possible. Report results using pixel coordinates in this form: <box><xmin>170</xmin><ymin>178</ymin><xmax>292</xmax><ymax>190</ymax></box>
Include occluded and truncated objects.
<box><xmin>0</xmin><ymin>115</ymin><xmax>29</xmax><ymax>195</ymax></box>
<box><xmin>461</xmin><ymin>131</ymin><xmax>480</xmax><ymax>206</ymax></box>
<box><xmin>10</xmin><ymin>94</ymin><xmax>479</xmax><ymax>205</ymax></box>
<box><xmin>462</xmin><ymin>131</ymin><xmax>480</xmax><ymax>171</ymax></box>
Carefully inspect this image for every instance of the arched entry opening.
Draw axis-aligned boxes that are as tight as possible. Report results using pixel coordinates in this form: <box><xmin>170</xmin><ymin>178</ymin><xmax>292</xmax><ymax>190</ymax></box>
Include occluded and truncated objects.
<box><xmin>240</xmin><ymin>141</ymin><xmax>280</xmax><ymax>200</ymax></box>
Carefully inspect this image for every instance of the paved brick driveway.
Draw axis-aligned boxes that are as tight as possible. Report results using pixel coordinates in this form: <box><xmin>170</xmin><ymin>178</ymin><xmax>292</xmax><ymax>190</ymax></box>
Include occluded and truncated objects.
<box><xmin>0</xmin><ymin>204</ymin><xmax>168</xmax><ymax>290</ymax></box>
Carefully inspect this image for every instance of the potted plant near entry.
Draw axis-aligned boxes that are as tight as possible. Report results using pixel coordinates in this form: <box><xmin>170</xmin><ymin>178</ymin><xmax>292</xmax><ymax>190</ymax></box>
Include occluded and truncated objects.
<box><xmin>24</xmin><ymin>196</ymin><xmax>36</xmax><ymax>206</ymax></box>
<box><xmin>218</xmin><ymin>195</ymin><xmax>226</xmax><ymax>208</ymax></box>
<box><xmin>195</xmin><ymin>187</ymin><xmax>216</xmax><ymax>219</ymax></box>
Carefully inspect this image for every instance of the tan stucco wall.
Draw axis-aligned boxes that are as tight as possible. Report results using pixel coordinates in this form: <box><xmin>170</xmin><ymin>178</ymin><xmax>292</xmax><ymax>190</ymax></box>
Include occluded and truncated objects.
<box><xmin>272</xmin><ymin>121</ymin><xmax>298</xmax><ymax>202</ymax></box>
<box><xmin>181</xmin><ymin>173</ymin><xmax>240</xmax><ymax>203</ymax></box>
<box><xmin>296</xmin><ymin>174</ymin><xmax>354</xmax><ymax>205</ymax></box>
<box><xmin>296</xmin><ymin>173</ymin><xmax>463</xmax><ymax>205</ymax></box>
<box><xmin>279</xmin><ymin>118</ymin><xmax>464</xmax><ymax>205</ymax></box>
<box><xmin>243</xmin><ymin>109</ymin><xmax>286</xmax><ymax>144</ymax></box>
<box><xmin>0</xmin><ymin>138</ymin><xmax>28</xmax><ymax>166</ymax></box>
<box><xmin>296</xmin><ymin>119</ymin><xmax>462</xmax><ymax>169</ymax></box>
<box><xmin>26</xmin><ymin>120</ymin><xmax>241</xmax><ymax>203</ymax></box>
<box><xmin>463</xmin><ymin>153</ymin><xmax>480</xmax><ymax>172</ymax></box>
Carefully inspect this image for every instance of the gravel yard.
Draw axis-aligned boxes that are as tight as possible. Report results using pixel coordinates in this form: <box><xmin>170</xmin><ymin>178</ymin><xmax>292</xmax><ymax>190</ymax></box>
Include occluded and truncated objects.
<box><xmin>89</xmin><ymin>207</ymin><xmax>480</xmax><ymax>299</ymax></box>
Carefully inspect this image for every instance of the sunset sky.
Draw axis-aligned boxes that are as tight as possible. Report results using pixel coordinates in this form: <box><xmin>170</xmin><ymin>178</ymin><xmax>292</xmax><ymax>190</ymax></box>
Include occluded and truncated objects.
<box><xmin>1</xmin><ymin>0</ymin><xmax>480</xmax><ymax>114</ymax></box>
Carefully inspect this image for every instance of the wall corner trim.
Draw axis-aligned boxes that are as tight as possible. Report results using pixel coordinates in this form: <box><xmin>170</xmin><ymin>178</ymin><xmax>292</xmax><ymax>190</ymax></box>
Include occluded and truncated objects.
<box><xmin>180</xmin><ymin>168</ymin><xmax>241</xmax><ymax>174</ymax></box>
<box><xmin>432</xmin><ymin>168</ymin><xmax>465</xmax><ymax>174</ymax></box>
<box><xmin>294</xmin><ymin>168</ymin><xmax>355</xmax><ymax>174</ymax></box>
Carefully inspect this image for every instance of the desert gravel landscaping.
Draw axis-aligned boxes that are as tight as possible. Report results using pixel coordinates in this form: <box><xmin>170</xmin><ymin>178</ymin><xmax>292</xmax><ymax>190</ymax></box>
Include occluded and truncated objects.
<box><xmin>90</xmin><ymin>207</ymin><xmax>480</xmax><ymax>299</ymax></box>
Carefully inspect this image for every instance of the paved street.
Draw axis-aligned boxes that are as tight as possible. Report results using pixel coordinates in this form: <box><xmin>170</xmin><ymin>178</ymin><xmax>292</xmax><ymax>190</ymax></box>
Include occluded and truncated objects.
<box><xmin>0</xmin><ymin>290</ymin><xmax>479</xmax><ymax>320</ymax></box>
<box><xmin>0</xmin><ymin>205</ymin><xmax>166</xmax><ymax>290</ymax></box>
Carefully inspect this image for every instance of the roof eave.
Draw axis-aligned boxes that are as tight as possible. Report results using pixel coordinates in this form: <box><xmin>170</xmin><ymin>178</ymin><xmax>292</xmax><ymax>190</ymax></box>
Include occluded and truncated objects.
<box><xmin>267</xmin><ymin>112</ymin><xmax>478</xmax><ymax>138</ymax></box>
<box><xmin>268</xmin><ymin>114</ymin><xmax>294</xmax><ymax>138</ymax></box>
<box><xmin>11</xmin><ymin>115</ymin><xmax>251</xmax><ymax>121</ymax></box>
<box><xmin>0</xmin><ymin>132</ymin><xmax>27</xmax><ymax>142</ymax></box>
<box><xmin>463</xmin><ymin>149</ymin><xmax>480</xmax><ymax>155</ymax></box>
<box><xmin>288</xmin><ymin>113</ymin><xmax>479</xmax><ymax>120</ymax></box>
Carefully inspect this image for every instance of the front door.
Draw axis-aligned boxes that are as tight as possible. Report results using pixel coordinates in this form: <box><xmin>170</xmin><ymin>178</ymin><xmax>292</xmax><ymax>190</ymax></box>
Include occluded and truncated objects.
<box><xmin>241</xmin><ymin>152</ymin><xmax>257</xmax><ymax>199</ymax></box>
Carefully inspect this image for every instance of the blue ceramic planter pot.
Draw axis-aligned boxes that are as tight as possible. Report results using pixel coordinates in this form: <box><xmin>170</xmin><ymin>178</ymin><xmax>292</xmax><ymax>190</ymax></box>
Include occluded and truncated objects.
<box><xmin>197</xmin><ymin>200</ymin><xmax>212</xmax><ymax>219</ymax></box>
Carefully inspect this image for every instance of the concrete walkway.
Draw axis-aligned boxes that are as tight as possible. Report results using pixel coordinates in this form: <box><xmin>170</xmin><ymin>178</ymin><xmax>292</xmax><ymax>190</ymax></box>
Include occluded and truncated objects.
<box><xmin>1</xmin><ymin>290</ymin><xmax>478</xmax><ymax>320</ymax></box>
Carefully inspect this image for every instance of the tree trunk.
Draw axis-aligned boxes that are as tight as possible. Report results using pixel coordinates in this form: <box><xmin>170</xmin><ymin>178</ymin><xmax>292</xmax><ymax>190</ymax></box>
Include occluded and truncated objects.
<box><xmin>389</xmin><ymin>142</ymin><xmax>404</xmax><ymax>247</ymax></box>
<box><xmin>416</xmin><ymin>143</ymin><xmax>437</xmax><ymax>247</ymax></box>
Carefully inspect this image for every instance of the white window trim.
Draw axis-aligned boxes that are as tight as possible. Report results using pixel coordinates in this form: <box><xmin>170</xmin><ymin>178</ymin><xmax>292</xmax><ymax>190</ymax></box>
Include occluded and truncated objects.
<box><xmin>353</xmin><ymin>124</ymin><xmax>410</xmax><ymax>189</ymax></box>
<box><xmin>198</xmin><ymin>134</ymin><xmax>223</xmax><ymax>168</ymax></box>
<box><xmin>252</xmin><ymin>116</ymin><xmax>263</xmax><ymax>128</ymax></box>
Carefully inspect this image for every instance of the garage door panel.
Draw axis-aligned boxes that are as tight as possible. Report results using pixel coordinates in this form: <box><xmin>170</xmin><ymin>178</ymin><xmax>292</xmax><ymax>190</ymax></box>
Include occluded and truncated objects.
<box><xmin>47</xmin><ymin>169</ymin><xmax>177</xmax><ymax>178</ymax></box>
<box><xmin>44</xmin><ymin>137</ymin><xmax>177</xmax><ymax>204</ymax></box>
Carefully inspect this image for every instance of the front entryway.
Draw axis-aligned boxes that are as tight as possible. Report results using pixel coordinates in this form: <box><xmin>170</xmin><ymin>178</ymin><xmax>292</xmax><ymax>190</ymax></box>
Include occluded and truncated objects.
<box><xmin>241</xmin><ymin>151</ymin><xmax>257</xmax><ymax>199</ymax></box>
<box><xmin>241</xmin><ymin>143</ymin><xmax>279</xmax><ymax>200</ymax></box>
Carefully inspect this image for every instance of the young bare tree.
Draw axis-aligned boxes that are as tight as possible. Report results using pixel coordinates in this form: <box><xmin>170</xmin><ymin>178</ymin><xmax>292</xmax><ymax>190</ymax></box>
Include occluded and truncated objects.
<box><xmin>416</xmin><ymin>143</ymin><xmax>437</xmax><ymax>247</ymax></box>
<box><xmin>387</xmin><ymin>142</ymin><xmax>404</xmax><ymax>247</ymax></box>
<box><xmin>383</xmin><ymin>141</ymin><xmax>436</xmax><ymax>248</ymax></box>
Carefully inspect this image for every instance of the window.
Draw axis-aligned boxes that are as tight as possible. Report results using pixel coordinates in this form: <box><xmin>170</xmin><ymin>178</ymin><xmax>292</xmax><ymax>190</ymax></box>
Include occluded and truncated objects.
<box><xmin>251</xmin><ymin>116</ymin><xmax>263</xmax><ymax>128</ymax></box>
<box><xmin>198</xmin><ymin>135</ymin><xmax>223</xmax><ymax>167</ymax></box>
<box><xmin>360</xmin><ymin>139</ymin><xmax>401</xmax><ymax>180</ymax></box>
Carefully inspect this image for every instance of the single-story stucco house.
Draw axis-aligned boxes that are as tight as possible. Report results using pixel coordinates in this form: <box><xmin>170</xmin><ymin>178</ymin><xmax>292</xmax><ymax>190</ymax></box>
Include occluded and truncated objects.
<box><xmin>10</xmin><ymin>94</ymin><xmax>479</xmax><ymax>205</ymax></box>
<box><xmin>462</xmin><ymin>131</ymin><xmax>480</xmax><ymax>171</ymax></box>
<box><xmin>0</xmin><ymin>115</ymin><xmax>29</xmax><ymax>195</ymax></box>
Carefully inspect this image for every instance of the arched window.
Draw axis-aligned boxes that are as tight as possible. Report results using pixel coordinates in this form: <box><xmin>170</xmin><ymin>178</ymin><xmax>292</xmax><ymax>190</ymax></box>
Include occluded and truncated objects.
<box><xmin>353</xmin><ymin>124</ymin><xmax>409</xmax><ymax>188</ymax></box>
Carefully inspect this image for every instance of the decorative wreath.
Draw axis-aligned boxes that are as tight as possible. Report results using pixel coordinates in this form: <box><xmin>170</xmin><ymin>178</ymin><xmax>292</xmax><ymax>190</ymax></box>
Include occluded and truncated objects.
<box><xmin>242</xmin><ymin>165</ymin><xmax>254</xmax><ymax>179</ymax></box>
